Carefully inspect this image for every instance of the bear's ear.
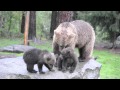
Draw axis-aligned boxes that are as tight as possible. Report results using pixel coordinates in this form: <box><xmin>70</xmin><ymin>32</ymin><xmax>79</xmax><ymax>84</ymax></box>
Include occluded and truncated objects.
<box><xmin>54</xmin><ymin>30</ymin><xmax>60</xmax><ymax>36</ymax></box>
<box><xmin>69</xmin><ymin>33</ymin><xmax>75</xmax><ymax>39</ymax></box>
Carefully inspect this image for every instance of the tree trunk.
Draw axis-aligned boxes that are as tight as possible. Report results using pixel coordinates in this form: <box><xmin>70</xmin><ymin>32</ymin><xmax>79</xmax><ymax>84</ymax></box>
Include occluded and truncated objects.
<box><xmin>8</xmin><ymin>15</ymin><xmax>12</xmax><ymax>31</ymax></box>
<box><xmin>50</xmin><ymin>11</ymin><xmax>74</xmax><ymax>39</ymax></box>
<box><xmin>50</xmin><ymin>11</ymin><xmax>57</xmax><ymax>38</ymax></box>
<box><xmin>73</xmin><ymin>11</ymin><xmax>78</xmax><ymax>20</ymax></box>
<box><xmin>56</xmin><ymin>11</ymin><xmax>74</xmax><ymax>27</ymax></box>
<box><xmin>24</xmin><ymin>11</ymin><xmax>30</xmax><ymax>45</ymax></box>
<box><xmin>28</xmin><ymin>11</ymin><xmax>36</xmax><ymax>41</ymax></box>
<box><xmin>21</xmin><ymin>11</ymin><xmax>26</xmax><ymax>33</ymax></box>
<box><xmin>8</xmin><ymin>15</ymin><xmax>13</xmax><ymax>37</ymax></box>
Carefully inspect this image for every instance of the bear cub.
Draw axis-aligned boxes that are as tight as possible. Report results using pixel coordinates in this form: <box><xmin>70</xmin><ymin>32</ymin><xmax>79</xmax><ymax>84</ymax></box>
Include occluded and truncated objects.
<box><xmin>23</xmin><ymin>48</ymin><xmax>56</xmax><ymax>74</ymax></box>
<box><xmin>57</xmin><ymin>47</ymin><xmax>77</xmax><ymax>73</ymax></box>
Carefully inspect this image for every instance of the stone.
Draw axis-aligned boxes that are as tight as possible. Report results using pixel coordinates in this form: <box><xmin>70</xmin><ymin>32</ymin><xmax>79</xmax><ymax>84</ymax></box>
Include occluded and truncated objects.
<box><xmin>0</xmin><ymin>45</ymin><xmax>35</xmax><ymax>53</ymax></box>
<box><xmin>0</xmin><ymin>57</ymin><xmax>102</xmax><ymax>79</ymax></box>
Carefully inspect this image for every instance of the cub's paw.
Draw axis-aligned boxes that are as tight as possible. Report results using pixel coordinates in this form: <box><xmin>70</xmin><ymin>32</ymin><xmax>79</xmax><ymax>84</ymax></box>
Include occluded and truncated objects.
<box><xmin>69</xmin><ymin>70</ymin><xmax>74</xmax><ymax>73</ymax></box>
<box><xmin>78</xmin><ymin>57</ymin><xmax>85</xmax><ymax>62</ymax></box>
<box><xmin>58</xmin><ymin>68</ymin><xmax>62</xmax><ymax>71</ymax></box>
<box><xmin>50</xmin><ymin>69</ymin><xmax>55</xmax><ymax>72</ymax></box>
<box><xmin>28</xmin><ymin>70</ymin><xmax>37</xmax><ymax>73</ymax></box>
<box><xmin>39</xmin><ymin>71</ymin><xmax>45</xmax><ymax>74</ymax></box>
<box><xmin>62</xmin><ymin>69</ymin><xmax>67</xmax><ymax>73</ymax></box>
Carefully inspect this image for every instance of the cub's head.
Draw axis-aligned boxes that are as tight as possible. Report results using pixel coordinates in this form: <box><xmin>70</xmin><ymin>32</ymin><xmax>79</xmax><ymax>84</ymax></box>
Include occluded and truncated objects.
<box><xmin>43</xmin><ymin>53</ymin><xmax>56</xmax><ymax>68</ymax></box>
<box><xmin>61</xmin><ymin>47</ymin><xmax>74</xmax><ymax>58</ymax></box>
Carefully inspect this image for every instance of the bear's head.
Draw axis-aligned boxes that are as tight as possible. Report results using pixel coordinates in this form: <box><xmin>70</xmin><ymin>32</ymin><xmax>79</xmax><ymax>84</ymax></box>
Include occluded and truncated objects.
<box><xmin>43</xmin><ymin>53</ymin><xmax>56</xmax><ymax>69</ymax></box>
<box><xmin>54</xmin><ymin>23</ymin><xmax>76</xmax><ymax>51</ymax></box>
<box><xmin>61</xmin><ymin>47</ymin><xmax>74</xmax><ymax>58</ymax></box>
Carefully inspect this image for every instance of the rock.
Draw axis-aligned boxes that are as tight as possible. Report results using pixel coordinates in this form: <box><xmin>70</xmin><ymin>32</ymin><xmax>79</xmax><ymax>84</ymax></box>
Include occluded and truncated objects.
<box><xmin>79</xmin><ymin>60</ymin><xmax>101</xmax><ymax>79</ymax></box>
<box><xmin>0</xmin><ymin>57</ymin><xmax>102</xmax><ymax>79</ymax></box>
<box><xmin>0</xmin><ymin>45</ymin><xmax>35</xmax><ymax>53</ymax></box>
<box><xmin>0</xmin><ymin>54</ymin><xmax>17</xmax><ymax>59</ymax></box>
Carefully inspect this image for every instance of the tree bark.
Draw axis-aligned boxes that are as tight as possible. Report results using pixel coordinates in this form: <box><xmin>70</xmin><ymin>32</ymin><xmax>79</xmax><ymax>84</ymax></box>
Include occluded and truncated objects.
<box><xmin>24</xmin><ymin>11</ymin><xmax>30</xmax><ymax>45</ymax></box>
<box><xmin>56</xmin><ymin>11</ymin><xmax>74</xmax><ymax>27</ymax></box>
<box><xmin>50</xmin><ymin>11</ymin><xmax>57</xmax><ymax>38</ymax></box>
<box><xmin>73</xmin><ymin>11</ymin><xmax>78</xmax><ymax>20</ymax></box>
<box><xmin>28</xmin><ymin>11</ymin><xmax>36</xmax><ymax>40</ymax></box>
<box><xmin>21</xmin><ymin>11</ymin><xmax>26</xmax><ymax>33</ymax></box>
<box><xmin>50</xmin><ymin>11</ymin><xmax>74</xmax><ymax>39</ymax></box>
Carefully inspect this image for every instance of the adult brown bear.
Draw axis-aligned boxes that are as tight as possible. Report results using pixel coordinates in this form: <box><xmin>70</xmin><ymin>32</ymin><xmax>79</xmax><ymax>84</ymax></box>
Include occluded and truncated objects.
<box><xmin>52</xmin><ymin>20</ymin><xmax>95</xmax><ymax>62</ymax></box>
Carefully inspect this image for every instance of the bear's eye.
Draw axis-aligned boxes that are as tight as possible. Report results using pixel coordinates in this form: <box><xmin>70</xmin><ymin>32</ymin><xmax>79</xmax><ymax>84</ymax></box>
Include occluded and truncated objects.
<box><xmin>60</xmin><ymin>46</ymin><xmax>64</xmax><ymax>48</ymax></box>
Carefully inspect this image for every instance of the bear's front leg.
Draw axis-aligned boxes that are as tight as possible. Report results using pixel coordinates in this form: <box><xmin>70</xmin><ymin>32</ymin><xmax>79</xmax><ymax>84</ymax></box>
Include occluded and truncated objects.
<box><xmin>44</xmin><ymin>63</ymin><xmax>55</xmax><ymax>72</ymax></box>
<box><xmin>53</xmin><ymin>42</ymin><xmax>61</xmax><ymax>67</ymax></box>
<box><xmin>78</xmin><ymin>48</ymin><xmax>86</xmax><ymax>62</ymax></box>
<box><xmin>62</xmin><ymin>59</ymin><xmax>67</xmax><ymax>73</ymax></box>
<box><xmin>37</xmin><ymin>63</ymin><xmax>45</xmax><ymax>74</ymax></box>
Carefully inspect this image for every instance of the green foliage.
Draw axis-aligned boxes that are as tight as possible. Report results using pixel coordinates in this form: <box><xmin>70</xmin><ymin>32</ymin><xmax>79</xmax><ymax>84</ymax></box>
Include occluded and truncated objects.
<box><xmin>0</xmin><ymin>11</ymin><xmax>22</xmax><ymax>38</ymax></box>
<box><xmin>36</xmin><ymin>11</ymin><xmax>52</xmax><ymax>40</ymax></box>
<box><xmin>77</xmin><ymin>11</ymin><xmax>120</xmax><ymax>44</ymax></box>
<box><xmin>0</xmin><ymin>11</ymin><xmax>52</xmax><ymax>39</ymax></box>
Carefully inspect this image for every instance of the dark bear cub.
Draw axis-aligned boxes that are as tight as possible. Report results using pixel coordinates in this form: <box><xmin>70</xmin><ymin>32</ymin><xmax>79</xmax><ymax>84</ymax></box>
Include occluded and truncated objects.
<box><xmin>57</xmin><ymin>47</ymin><xmax>77</xmax><ymax>73</ymax></box>
<box><xmin>23</xmin><ymin>48</ymin><xmax>56</xmax><ymax>74</ymax></box>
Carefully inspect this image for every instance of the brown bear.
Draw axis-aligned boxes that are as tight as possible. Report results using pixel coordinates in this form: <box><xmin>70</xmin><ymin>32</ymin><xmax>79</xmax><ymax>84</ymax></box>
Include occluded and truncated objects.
<box><xmin>52</xmin><ymin>20</ymin><xmax>95</xmax><ymax>62</ymax></box>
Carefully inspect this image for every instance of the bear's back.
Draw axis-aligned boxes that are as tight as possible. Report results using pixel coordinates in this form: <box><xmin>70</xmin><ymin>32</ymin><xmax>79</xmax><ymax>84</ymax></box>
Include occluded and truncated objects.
<box><xmin>23</xmin><ymin>48</ymin><xmax>42</xmax><ymax>64</ymax></box>
<box><xmin>70</xmin><ymin>20</ymin><xmax>94</xmax><ymax>34</ymax></box>
<box><xmin>70</xmin><ymin>20</ymin><xmax>95</xmax><ymax>47</ymax></box>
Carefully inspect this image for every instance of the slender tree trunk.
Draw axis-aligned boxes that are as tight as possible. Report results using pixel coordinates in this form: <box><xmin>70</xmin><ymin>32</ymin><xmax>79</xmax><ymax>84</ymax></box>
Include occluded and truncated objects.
<box><xmin>8</xmin><ymin>15</ymin><xmax>12</xmax><ymax>31</ymax></box>
<box><xmin>50</xmin><ymin>11</ymin><xmax>57</xmax><ymax>38</ymax></box>
<box><xmin>21</xmin><ymin>11</ymin><xmax>26</xmax><ymax>33</ymax></box>
<box><xmin>56</xmin><ymin>11</ymin><xmax>74</xmax><ymax>27</ymax></box>
<box><xmin>24</xmin><ymin>11</ymin><xmax>30</xmax><ymax>45</ymax></box>
<box><xmin>50</xmin><ymin>11</ymin><xmax>74</xmax><ymax>39</ymax></box>
<box><xmin>28</xmin><ymin>11</ymin><xmax>36</xmax><ymax>41</ymax></box>
<box><xmin>0</xmin><ymin>15</ymin><xmax>5</xmax><ymax>37</ymax></box>
<box><xmin>73</xmin><ymin>11</ymin><xmax>77</xmax><ymax>20</ymax></box>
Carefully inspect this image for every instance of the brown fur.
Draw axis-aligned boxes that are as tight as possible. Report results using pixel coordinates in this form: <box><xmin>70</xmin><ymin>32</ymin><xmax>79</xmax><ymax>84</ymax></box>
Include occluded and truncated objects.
<box><xmin>23</xmin><ymin>48</ymin><xmax>56</xmax><ymax>74</ymax></box>
<box><xmin>57</xmin><ymin>47</ymin><xmax>77</xmax><ymax>73</ymax></box>
<box><xmin>52</xmin><ymin>20</ymin><xmax>95</xmax><ymax>61</ymax></box>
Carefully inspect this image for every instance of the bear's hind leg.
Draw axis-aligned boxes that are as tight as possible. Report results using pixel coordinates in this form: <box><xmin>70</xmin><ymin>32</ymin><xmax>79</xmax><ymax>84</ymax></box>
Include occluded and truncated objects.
<box><xmin>82</xmin><ymin>43</ymin><xmax>93</xmax><ymax>62</ymax></box>
<box><xmin>27</xmin><ymin>64</ymin><xmax>37</xmax><ymax>73</ymax></box>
